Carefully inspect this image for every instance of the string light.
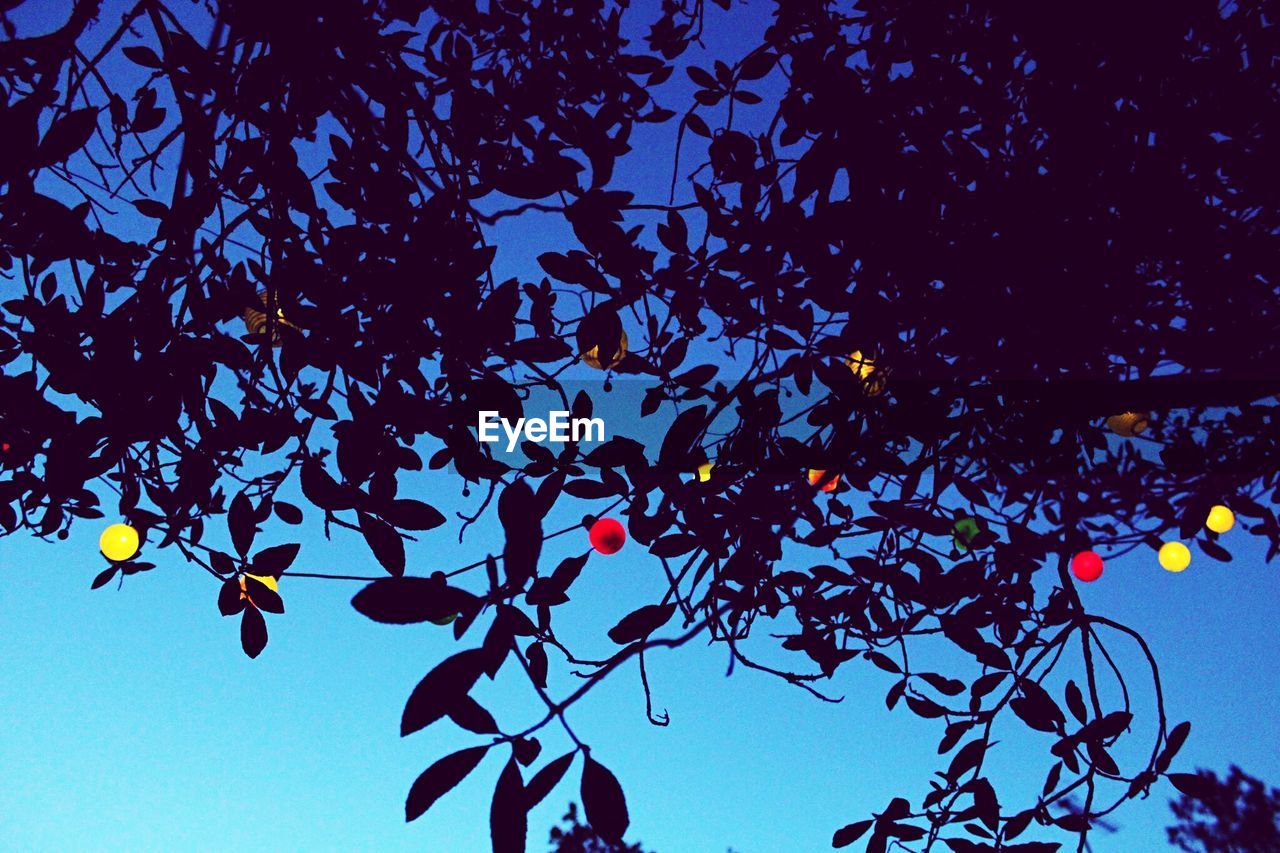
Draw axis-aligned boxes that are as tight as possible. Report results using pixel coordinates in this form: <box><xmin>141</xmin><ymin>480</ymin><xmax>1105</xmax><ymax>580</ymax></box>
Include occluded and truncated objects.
<box><xmin>1205</xmin><ymin>505</ymin><xmax>1235</xmax><ymax>534</ymax></box>
<box><xmin>243</xmin><ymin>289</ymin><xmax>297</xmax><ymax>346</ymax></box>
<box><xmin>1158</xmin><ymin>541</ymin><xmax>1191</xmax><ymax>573</ymax></box>
<box><xmin>845</xmin><ymin>350</ymin><xmax>886</xmax><ymax>396</ymax></box>
<box><xmin>581</xmin><ymin>331</ymin><xmax>627</xmax><ymax>371</ymax></box>
<box><xmin>1071</xmin><ymin>550</ymin><xmax>1104</xmax><ymax>582</ymax></box>
<box><xmin>99</xmin><ymin>523</ymin><xmax>140</xmax><ymax>562</ymax></box>
<box><xmin>952</xmin><ymin>517</ymin><xmax>981</xmax><ymax>552</ymax></box>
<box><xmin>1106</xmin><ymin>412</ymin><xmax>1150</xmax><ymax>437</ymax></box>
<box><xmin>807</xmin><ymin>469</ymin><xmax>840</xmax><ymax>492</ymax></box>
<box><xmin>589</xmin><ymin>517</ymin><xmax>627</xmax><ymax>555</ymax></box>
<box><xmin>239</xmin><ymin>573</ymin><xmax>279</xmax><ymax>606</ymax></box>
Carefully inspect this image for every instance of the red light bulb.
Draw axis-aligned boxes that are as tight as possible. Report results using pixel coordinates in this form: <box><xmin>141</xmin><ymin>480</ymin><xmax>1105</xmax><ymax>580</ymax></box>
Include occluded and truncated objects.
<box><xmin>589</xmin><ymin>517</ymin><xmax>627</xmax><ymax>555</ymax></box>
<box><xmin>1071</xmin><ymin>550</ymin><xmax>1104</xmax><ymax>583</ymax></box>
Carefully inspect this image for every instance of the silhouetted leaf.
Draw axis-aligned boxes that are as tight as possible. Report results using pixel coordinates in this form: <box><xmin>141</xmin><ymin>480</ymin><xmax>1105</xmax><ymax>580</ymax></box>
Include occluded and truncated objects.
<box><xmin>240</xmin><ymin>606</ymin><xmax>267</xmax><ymax>658</ymax></box>
<box><xmin>524</xmin><ymin>751</ymin><xmax>575</xmax><ymax>810</ymax></box>
<box><xmin>607</xmin><ymin>603</ymin><xmax>676</xmax><ymax>644</ymax></box>
<box><xmin>228</xmin><ymin>491</ymin><xmax>256</xmax><ymax>557</ymax></box>
<box><xmin>273</xmin><ymin>501</ymin><xmax>303</xmax><ymax>524</ymax></box>
<box><xmin>218</xmin><ymin>577</ymin><xmax>245</xmax><ymax>616</ymax></box>
<box><xmin>1157</xmin><ymin>721</ymin><xmax>1191</xmax><ymax>773</ymax></box>
<box><xmin>360</xmin><ymin>512</ymin><xmax>405</xmax><ymax>577</ymax></box>
<box><xmin>490</xmin><ymin>757</ymin><xmax>526</xmax><ymax>853</ymax></box>
<box><xmin>38</xmin><ymin>108</ymin><xmax>98</xmax><ymax>164</ymax></box>
<box><xmin>385</xmin><ymin>499</ymin><xmax>446</xmax><ymax>531</ymax></box>
<box><xmin>123</xmin><ymin>45</ymin><xmax>163</xmax><ymax>68</ymax></box>
<box><xmin>244</xmin><ymin>575</ymin><xmax>284</xmax><ymax>613</ymax></box>
<box><xmin>402</xmin><ymin>650</ymin><xmax>486</xmax><ymax>736</ymax></box>
<box><xmin>833</xmin><ymin>819</ymin><xmax>873</xmax><ymax>847</ymax></box>
<box><xmin>406</xmin><ymin>746</ymin><xmax>487</xmax><ymax>822</ymax></box>
<box><xmin>581</xmin><ymin>755</ymin><xmax>629</xmax><ymax>843</ymax></box>
<box><xmin>1169</xmin><ymin>772</ymin><xmax>1215</xmax><ymax>801</ymax></box>
<box><xmin>353</xmin><ymin>577</ymin><xmax>476</xmax><ymax>624</ymax></box>
<box><xmin>448</xmin><ymin>696</ymin><xmax>500</xmax><ymax>735</ymax></box>
<box><xmin>526</xmin><ymin>641</ymin><xmax>548</xmax><ymax>689</ymax></box>
<box><xmin>252</xmin><ymin>543</ymin><xmax>300</xmax><ymax>577</ymax></box>
<box><xmin>499</xmin><ymin>480</ymin><xmax>541</xmax><ymax>591</ymax></box>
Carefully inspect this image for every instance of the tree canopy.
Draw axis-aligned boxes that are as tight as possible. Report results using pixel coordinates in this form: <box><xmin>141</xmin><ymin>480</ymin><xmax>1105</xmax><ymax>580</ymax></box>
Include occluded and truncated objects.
<box><xmin>2</xmin><ymin>0</ymin><xmax>1278</xmax><ymax>849</ymax></box>
<box><xmin>1167</xmin><ymin>766</ymin><xmax>1280</xmax><ymax>852</ymax></box>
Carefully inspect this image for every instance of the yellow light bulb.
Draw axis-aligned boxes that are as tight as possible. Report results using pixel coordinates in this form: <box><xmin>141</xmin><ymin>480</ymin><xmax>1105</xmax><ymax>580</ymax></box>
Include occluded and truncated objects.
<box><xmin>244</xmin><ymin>573</ymin><xmax>279</xmax><ymax>593</ymax></box>
<box><xmin>845</xmin><ymin>350</ymin><xmax>875</xmax><ymax>380</ymax></box>
<box><xmin>696</xmin><ymin>462</ymin><xmax>714</xmax><ymax>483</ymax></box>
<box><xmin>1158</xmin><ymin>541</ymin><xmax>1191</xmax><ymax>573</ymax></box>
<box><xmin>581</xmin><ymin>331</ymin><xmax>628</xmax><ymax>371</ymax></box>
<box><xmin>99</xmin><ymin>523</ymin><xmax>140</xmax><ymax>562</ymax></box>
<box><xmin>1106</xmin><ymin>412</ymin><xmax>1150</xmax><ymax>437</ymax></box>
<box><xmin>845</xmin><ymin>350</ymin><xmax>886</xmax><ymax>396</ymax></box>
<box><xmin>239</xmin><ymin>573</ymin><xmax>280</xmax><ymax>604</ymax></box>
<box><xmin>1205</xmin><ymin>505</ymin><xmax>1235</xmax><ymax>534</ymax></box>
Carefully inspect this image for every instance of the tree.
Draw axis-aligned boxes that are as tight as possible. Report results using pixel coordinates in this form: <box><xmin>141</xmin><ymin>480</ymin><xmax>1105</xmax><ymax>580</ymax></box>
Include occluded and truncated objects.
<box><xmin>1</xmin><ymin>0</ymin><xmax>1277</xmax><ymax>850</ymax></box>
<box><xmin>550</xmin><ymin>803</ymin><xmax>651</xmax><ymax>853</ymax></box>
<box><xmin>1167</xmin><ymin>766</ymin><xmax>1280</xmax><ymax>852</ymax></box>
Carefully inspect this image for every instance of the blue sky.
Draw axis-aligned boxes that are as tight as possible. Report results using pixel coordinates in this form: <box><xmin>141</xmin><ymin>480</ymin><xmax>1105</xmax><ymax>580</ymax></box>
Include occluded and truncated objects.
<box><xmin>3</xmin><ymin>491</ymin><xmax>1280</xmax><ymax>851</ymax></box>
<box><xmin>2</xmin><ymin>1</ymin><xmax>1279</xmax><ymax>851</ymax></box>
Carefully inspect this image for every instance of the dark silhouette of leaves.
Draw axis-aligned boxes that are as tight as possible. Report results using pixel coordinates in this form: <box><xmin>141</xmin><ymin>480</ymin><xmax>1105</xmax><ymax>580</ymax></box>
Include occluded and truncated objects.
<box><xmin>491</xmin><ymin>756</ymin><xmax>527</xmax><ymax>853</ymax></box>
<box><xmin>38</xmin><ymin>107</ymin><xmax>98</xmax><ymax>165</ymax></box>
<box><xmin>606</xmin><ymin>604</ymin><xmax>676</xmax><ymax>645</ymax></box>
<box><xmin>359</xmin><ymin>512</ymin><xmax>405</xmax><ymax>577</ymax></box>
<box><xmin>832</xmin><ymin>819</ymin><xmax>872</xmax><ymax>848</ymax></box>
<box><xmin>228</xmin><ymin>492</ymin><xmax>256</xmax><ymax>557</ymax></box>
<box><xmin>499</xmin><ymin>480</ymin><xmax>542</xmax><ymax>592</ymax></box>
<box><xmin>217</xmin><ymin>577</ymin><xmax>245</xmax><ymax>616</ymax></box>
<box><xmin>526</xmin><ymin>752</ymin><xmax>576</xmax><ymax>812</ymax></box>
<box><xmin>549</xmin><ymin>802</ymin><xmax>652</xmax><ymax>853</ymax></box>
<box><xmin>402</xmin><ymin>650</ymin><xmax>486</xmax><ymax>737</ymax></box>
<box><xmin>405</xmin><ymin>746</ymin><xmax>488</xmax><ymax>823</ymax></box>
<box><xmin>244</xmin><ymin>576</ymin><xmax>283</xmax><ymax>614</ymax></box>
<box><xmin>240</xmin><ymin>606</ymin><xmax>267</xmax><ymax>659</ymax></box>
<box><xmin>352</xmin><ymin>577</ymin><xmax>477</xmax><ymax>625</ymax></box>
<box><xmin>581</xmin><ymin>756</ymin><xmax>629</xmax><ymax>844</ymax></box>
<box><xmin>251</xmin><ymin>543</ymin><xmax>300</xmax><ymax>577</ymax></box>
<box><xmin>1167</xmin><ymin>766</ymin><xmax>1280</xmax><ymax>851</ymax></box>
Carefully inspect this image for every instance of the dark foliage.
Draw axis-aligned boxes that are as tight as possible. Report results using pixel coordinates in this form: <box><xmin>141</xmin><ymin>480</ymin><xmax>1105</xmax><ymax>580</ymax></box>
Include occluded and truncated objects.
<box><xmin>550</xmin><ymin>804</ymin><xmax>650</xmax><ymax>853</ymax></box>
<box><xmin>2</xmin><ymin>0</ymin><xmax>1279</xmax><ymax>850</ymax></box>
<box><xmin>1167</xmin><ymin>766</ymin><xmax>1280</xmax><ymax>852</ymax></box>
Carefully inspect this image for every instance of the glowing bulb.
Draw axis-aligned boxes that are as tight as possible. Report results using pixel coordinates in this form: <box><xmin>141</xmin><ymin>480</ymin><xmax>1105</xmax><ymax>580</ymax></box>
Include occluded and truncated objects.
<box><xmin>1205</xmin><ymin>505</ymin><xmax>1235</xmax><ymax>534</ymax></box>
<box><xmin>239</xmin><ymin>573</ymin><xmax>280</xmax><ymax>605</ymax></box>
<box><xmin>845</xmin><ymin>350</ymin><xmax>875</xmax><ymax>380</ymax></box>
<box><xmin>581</xmin><ymin>331</ymin><xmax>628</xmax><ymax>371</ymax></box>
<box><xmin>589</xmin><ymin>517</ymin><xmax>627</xmax><ymax>555</ymax></box>
<box><xmin>952</xmin><ymin>517</ymin><xmax>981</xmax><ymax>552</ymax></box>
<box><xmin>807</xmin><ymin>469</ymin><xmax>840</xmax><ymax>492</ymax></box>
<box><xmin>1106</xmin><ymin>412</ymin><xmax>1149</xmax><ymax>437</ymax></box>
<box><xmin>1071</xmin><ymin>550</ymin><xmax>1104</xmax><ymax>582</ymax></box>
<box><xmin>1158</xmin><ymin>541</ymin><xmax>1191</xmax><ymax>573</ymax></box>
<box><xmin>696</xmin><ymin>462</ymin><xmax>714</xmax><ymax>483</ymax></box>
<box><xmin>243</xmin><ymin>290</ymin><xmax>297</xmax><ymax>347</ymax></box>
<box><xmin>99</xmin><ymin>523</ymin><xmax>140</xmax><ymax>562</ymax></box>
<box><xmin>845</xmin><ymin>351</ymin><xmax>885</xmax><ymax>396</ymax></box>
